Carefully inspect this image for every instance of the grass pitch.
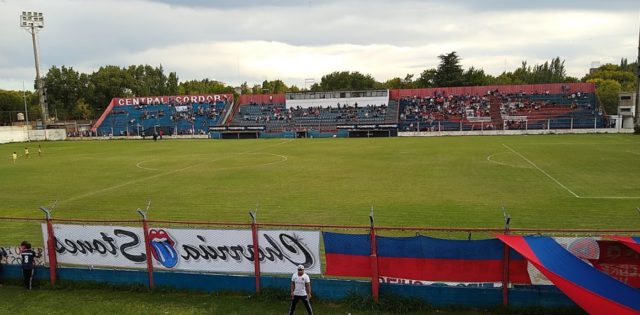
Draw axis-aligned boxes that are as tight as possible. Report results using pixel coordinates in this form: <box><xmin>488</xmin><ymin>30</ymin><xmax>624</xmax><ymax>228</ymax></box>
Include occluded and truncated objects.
<box><xmin>1</xmin><ymin>134</ymin><xmax>640</xmax><ymax>244</ymax></box>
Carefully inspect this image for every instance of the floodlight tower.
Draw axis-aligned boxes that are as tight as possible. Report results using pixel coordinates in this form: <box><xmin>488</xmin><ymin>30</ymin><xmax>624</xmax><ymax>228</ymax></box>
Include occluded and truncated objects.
<box><xmin>20</xmin><ymin>11</ymin><xmax>47</xmax><ymax>125</ymax></box>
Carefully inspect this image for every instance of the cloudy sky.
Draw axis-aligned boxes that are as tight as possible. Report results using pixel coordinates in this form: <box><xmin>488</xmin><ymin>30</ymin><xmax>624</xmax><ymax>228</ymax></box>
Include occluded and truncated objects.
<box><xmin>0</xmin><ymin>0</ymin><xmax>638</xmax><ymax>91</ymax></box>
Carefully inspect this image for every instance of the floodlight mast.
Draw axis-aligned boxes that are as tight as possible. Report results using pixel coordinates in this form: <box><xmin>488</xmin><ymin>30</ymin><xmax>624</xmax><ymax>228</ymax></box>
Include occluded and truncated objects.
<box><xmin>20</xmin><ymin>11</ymin><xmax>47</xmax><ymax>125</ymax></box>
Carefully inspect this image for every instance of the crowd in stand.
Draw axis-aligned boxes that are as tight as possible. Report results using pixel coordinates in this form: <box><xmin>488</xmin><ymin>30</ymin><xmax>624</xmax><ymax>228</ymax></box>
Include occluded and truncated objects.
<box><xmin>238</xmin><ymin>103</ymin><xmax>388</xmax><ymax>124</ymax></box>
<box><xmin>399</xmin><ymin>89</ymin><xmax>593</xmax><ymax>123</ymax></box>
<box><xmin>399</xmin><ymin>93</ymin><xmax>490</xmax><ymax>123</ymax></box>
<box><xmin>170</xmin><ymin>104</ymin><xmax>223</xmax><ymax>124</ymax></box>
<box><xmin>494</xmin><ymin>90</ymin><xmax>588</xmax><ymax>117</ymax></box>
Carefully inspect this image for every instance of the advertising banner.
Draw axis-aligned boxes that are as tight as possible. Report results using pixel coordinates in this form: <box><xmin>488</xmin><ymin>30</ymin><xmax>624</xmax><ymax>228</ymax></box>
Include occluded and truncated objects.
<box><xmin>42</xmin><ymin>224</ymin><xmax>321</xmax><ymax>274</ymax></box>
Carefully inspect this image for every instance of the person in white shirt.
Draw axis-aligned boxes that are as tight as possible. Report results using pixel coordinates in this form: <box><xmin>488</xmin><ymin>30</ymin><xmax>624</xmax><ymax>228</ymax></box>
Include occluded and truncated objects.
<box><xmin>289</xmin><ymin>264</ymin><xmax>313</xmax><ymax>315</ymax></box>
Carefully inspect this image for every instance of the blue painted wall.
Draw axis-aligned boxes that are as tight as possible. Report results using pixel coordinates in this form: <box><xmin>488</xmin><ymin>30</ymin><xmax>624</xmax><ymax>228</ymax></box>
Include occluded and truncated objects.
<box><xmin>0</xmin><ymin>265</ymin><xmax>574</xmax><ymax>308</ymax></box>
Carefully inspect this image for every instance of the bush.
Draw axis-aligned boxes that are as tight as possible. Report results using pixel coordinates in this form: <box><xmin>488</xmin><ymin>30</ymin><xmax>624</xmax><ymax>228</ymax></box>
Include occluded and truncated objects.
<box><xmin>634</xmin><ymin>124</ymin><xmax>640</xmax><ymax>134</ymax></box>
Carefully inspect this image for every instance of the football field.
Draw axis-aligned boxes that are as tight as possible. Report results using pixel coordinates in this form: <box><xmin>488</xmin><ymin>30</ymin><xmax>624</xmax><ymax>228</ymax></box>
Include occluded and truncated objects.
<box><xmin>1</xmin><ymin>134</ymin><xmax>640</xmax><ymax>244</ymax></box>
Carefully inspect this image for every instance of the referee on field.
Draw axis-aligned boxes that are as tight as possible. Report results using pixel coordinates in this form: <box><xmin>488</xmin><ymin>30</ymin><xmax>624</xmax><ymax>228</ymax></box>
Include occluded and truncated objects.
<box><xmin>289</xmin><ymin>264</ymin><xmax>313</xmax><ymax>315</ymax></box>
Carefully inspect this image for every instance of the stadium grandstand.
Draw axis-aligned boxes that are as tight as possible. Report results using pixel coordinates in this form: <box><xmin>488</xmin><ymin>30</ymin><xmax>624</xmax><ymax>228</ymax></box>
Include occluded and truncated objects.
<box><xmin>90</xmin><ymin>82</ymin><xmax>606</xmax><ymax>138</ymax></box>
<box><xmin>92</xmin><ymin>94</ymin><xmax>233</xmax><ymax>137</ymax></box>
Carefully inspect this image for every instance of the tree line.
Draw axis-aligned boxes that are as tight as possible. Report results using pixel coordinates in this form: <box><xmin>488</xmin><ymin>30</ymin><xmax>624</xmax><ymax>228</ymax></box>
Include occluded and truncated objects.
<box><xmin>0</xmin><ymin>52</ymin><xmax>637</xmax><ymax>123</ymax></box>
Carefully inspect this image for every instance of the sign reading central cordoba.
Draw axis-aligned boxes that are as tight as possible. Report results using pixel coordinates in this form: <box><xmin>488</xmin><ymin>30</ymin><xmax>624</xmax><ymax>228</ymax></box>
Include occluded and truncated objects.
<box><xmin>42</xmin><ymin>224</ymin><xmax>321</xmax><ymax>274</ymax></box>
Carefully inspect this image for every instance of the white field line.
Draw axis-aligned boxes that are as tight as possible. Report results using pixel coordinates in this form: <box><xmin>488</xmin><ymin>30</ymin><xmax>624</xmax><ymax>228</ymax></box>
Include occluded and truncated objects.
<box><xmin>577</xmin><ymin>196</ymin><xmax>640</xmax><ymax>199</ymax></box>
<box><xmin>60</xmin><ymin>140</ymin><xmax>293</xmax><ymax>204</ymax></box>
<box><xmin>486</xmin><ymin>152</ymin><xmax>531</xmax><ymax>169</ymax></box>
<box><xmin>503</xmin><ymin>144</ymin><xmax>640</xmax><ymax>199</ymax></box>
<box><xmin>502</xmin><ymin>144</ymin><xmax>580</xmax><ymax>198</ymax></box>
<box><xmin>135</xmin><ymin>160</ymin><xmax>158</xmax><ymax>171</ymax></box>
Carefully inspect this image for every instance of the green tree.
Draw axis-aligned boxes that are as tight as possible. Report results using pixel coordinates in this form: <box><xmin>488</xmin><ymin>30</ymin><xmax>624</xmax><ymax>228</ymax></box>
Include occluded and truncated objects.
<box><xmin>71</xmin><ymin>98</ymin><xmax>94</xmax><ymax>120</ymax></box>
<box><xmin>316</xmin><ymin>71</ymin><xmax>379</xmax><ymax>91</ymax></box>
<box><xmin>434</xmin><ymin>52</ymin><xmax>464</xmax><ymax>87</ymax></box>
<box><xmin>240</xmin><ymin>82</ymin><xmax>250</xmax><ymax>94</ymax></box>
<box><xmin>88</xmin><ymin>65</ymin><xmax>134</xmax><ymax>109</ymax></box>
<box><xmin>507</xmin><ymin>57</ymin><xmax>572</xmax><ymax>84</ymax></box>
<box><xmin>583</xmin><ymin>64</ymin><xmax>636</xmax><ymax>91</ymax></box>
<box><xmin>251</xmin><ymin>84</ymin><xmax>262</xmax><ymax>94</ymax></box>
<box><xmin>42</xmin><ymin>65</ymin><xmax>88</xmax><ymax>120</ymax></box>
<box><xmin>462</xmin><ymin>67</ymin><xmax>494</xmax><ymax>86</ymax></box>
<box><xmin>415</xmin><ymin>69</ymin><xmax>437</xmax><ymax>88</ymax></box>
<box><xmin>261</xmin><ymin>79</ymin><xmax>288</xmax><ymax>94</ymax></box>
<box><xmin>582</xmin><ymin>62</ymin><xmax>638</xmax><ymax>115</ymax></box>
<box><xmin>588</xmin><ymin>78</ymin><xmax>621</xmax><ymax>114</ymax></box>
<box><xmin>288</xmin><ymin>85</ymin><xmax>301</xmax><ymax>92</ymax></box>
<box><xmin>126</xmin><ymin>65</ymin><xmax>170</xmax><ymax>96</ymax></box>
<box><xmin>382</xmin><ymin>74</ymin><xmax>415</xmax><ymax>89</ymax></box>
<box><xmin>167</xmin><ymin>72</ymin><xmax>179</xmax><ymax>95</ymax></box>
<box><xmin>0</xmin><ymin>89</ymin><xmax>27</xmax><ymax>124</ymax></box>
<box><xmin>177</xmin><ymin>79</ymin><xmax>234</xmax><ymax>95</ymax></box>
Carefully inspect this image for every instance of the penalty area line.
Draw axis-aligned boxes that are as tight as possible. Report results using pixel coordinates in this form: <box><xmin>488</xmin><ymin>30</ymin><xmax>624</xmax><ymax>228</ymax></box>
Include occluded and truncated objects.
<box><xmin>502</xmin><ymin>144</ymin><xmax>640</xmax><ymax>199</ymax></box>
<box><xmin>502</xmin><ymin>144</ymin><xmax>580</xmax><ymax>198</ymax></box>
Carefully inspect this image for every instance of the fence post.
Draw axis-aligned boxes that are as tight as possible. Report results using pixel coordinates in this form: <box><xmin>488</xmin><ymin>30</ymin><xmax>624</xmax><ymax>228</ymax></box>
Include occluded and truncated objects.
<box><xmin>250</xmin><ymin>211</ymin><xmax>261</xmax><ymax>294</ymax></box>
<box><xmin>369</xmin><ymin>207</ymin><xmax>380</xmax><ymax>303</ymax></box>
<box><xmin>501</xmin><ymin>207</ymin><xmax>511</xmax><ymax>307</ymax></box>
<box><xmin>137</xmin><ymin>208</ymin><xmax>154</xmax><ymax>289</ymax></box>
<box><xmin>40</xmin><ymin>206</ymin><xmax>57</xmax><ymax>286</ymax></box>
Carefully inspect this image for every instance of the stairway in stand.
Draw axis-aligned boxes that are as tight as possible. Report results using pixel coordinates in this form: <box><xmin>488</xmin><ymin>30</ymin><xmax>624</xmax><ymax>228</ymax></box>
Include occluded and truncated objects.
<box><xmin>488</xmin><ymin>95</ymin><xmax>504</xmax><ymax>130</ymax></box>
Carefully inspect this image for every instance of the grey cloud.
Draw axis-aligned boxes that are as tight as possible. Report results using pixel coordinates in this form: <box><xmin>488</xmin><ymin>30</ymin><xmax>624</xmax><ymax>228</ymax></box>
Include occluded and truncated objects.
<box><xmin>0</xmin><ymin>0</ymin><xmax>637</xmax><ymax>91</ymax></box>
<box><xmin>144</xmin><ymin>0</ymin><xmax>335</xmax><ymax>9</ymax></box>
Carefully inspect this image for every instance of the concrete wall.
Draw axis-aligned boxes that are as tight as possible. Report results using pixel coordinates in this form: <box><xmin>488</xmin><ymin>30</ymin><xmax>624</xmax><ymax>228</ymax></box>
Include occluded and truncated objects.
<box><xmin>0</xmin><ymin>126</ymin><xmax>67</xmax><ymax>143</ymax></box>
<box><xmin>0</xmin><ymin>265</ymin><xmax>575</xmax><ymax>308</ymax></box>
<box><xmin>67</xmin><ymin>134</ymin><xmax>209</xmax><ymax>141</ymax></box>
<box><xmin>398</xmin><ymin>128</ymin><xmax>635</xmax><ymax>137</ymax></box>
<box><xmin>0</xmin><ymin>126</ymin><xmax>28</xmax><ymax>144</ymax></box>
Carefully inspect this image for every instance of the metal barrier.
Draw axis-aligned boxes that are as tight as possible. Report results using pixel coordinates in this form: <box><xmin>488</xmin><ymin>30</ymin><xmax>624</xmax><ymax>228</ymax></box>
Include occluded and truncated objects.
<box><xmin>1</xmin><ymin>213</ymin><xmax>638</xmax><ymax>307</ymax></box>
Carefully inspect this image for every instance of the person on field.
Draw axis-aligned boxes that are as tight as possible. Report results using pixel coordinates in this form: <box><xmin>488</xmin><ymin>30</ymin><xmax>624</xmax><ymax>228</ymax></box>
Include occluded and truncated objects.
<box><xmin>12</xmin><ymin>152</ymin><xmax>17</xmax><ymax>164</ymax></box>
<box><xmin>289</xmin><ymin>264</ymin><xmax>313</xmax><ymax>315</ymax></box>
<box><xmin>24</xmin><ymin>147</ymin><xmax>29</xmax><ymax>159</ymax></box>
<box><xmin>0</xmin><ymin>247</ymin><xmax>7</xmax><ymax>287</ymax></box>
<box><xmin>38</xmin><ymin>145</ymin><xmax>42</xmax><ymax>157</ymax></box>
<box><xmin>20</xmin><ymin>241</ymin><xmax>36</xmax><ymax>290</ymax></box>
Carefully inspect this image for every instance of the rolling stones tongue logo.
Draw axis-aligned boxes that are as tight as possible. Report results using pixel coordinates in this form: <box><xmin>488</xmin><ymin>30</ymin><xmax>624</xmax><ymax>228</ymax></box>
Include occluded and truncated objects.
<box><xmin>149</xmin><ymin>229</ymin><xmax>178</xmax><ymax>268</ymax></box>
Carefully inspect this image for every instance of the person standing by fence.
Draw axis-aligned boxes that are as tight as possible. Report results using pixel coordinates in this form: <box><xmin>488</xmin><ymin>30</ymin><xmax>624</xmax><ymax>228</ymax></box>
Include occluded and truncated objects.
<box><xmin>0</xmin><ymin>247</ymin><xmax>7</xmax><ymax>287</ymax></box>
<box><xmin>289</xmin><ymin>264</ymin><xmax>313</xmax><ymax>315</ymax></box>
<box><xmin>20</xmin><ymin>241</ymin><xmax>35</xmax><ymax>290</ymax></box>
